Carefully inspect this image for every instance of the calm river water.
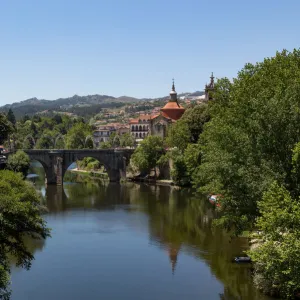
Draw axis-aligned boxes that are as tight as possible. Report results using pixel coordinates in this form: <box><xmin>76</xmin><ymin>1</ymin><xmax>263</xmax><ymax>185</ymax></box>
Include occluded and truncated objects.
<box><xmin>10</xmin><ymin>168</ymin><xmax>273</xmax><ymax>300</ymax></box>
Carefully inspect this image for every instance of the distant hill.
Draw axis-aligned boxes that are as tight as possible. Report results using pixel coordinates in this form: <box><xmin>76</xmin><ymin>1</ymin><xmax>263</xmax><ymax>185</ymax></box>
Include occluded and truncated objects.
<box><xmin>0</xmin><ymin>91</ymin><xmax>204</xmax><ymax>119</ymax></box>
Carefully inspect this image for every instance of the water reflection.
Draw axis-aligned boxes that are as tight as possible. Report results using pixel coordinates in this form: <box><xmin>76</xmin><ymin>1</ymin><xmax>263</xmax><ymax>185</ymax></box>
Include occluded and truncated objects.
<box><xmin>18</xmin><ymin>168</ymin><xmax>272</xmax><ymax>300</ymax></box>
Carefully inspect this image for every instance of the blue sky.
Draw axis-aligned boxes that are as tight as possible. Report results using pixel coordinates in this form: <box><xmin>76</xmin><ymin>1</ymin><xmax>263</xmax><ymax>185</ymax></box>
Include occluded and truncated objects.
<box><xmin>0</xmin><ymin>0</ymin><xmax>299</xmax><ymax>105</ymax></box>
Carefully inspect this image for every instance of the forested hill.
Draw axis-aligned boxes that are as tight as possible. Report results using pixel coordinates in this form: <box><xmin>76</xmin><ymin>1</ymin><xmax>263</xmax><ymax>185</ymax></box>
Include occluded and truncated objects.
<box><xmin>0</xmin><ymin>91</ymin><xmax>204</xmax><ymax>119</ymax></box>
<box><xmin>0</xmin><ymin>94</ymin><xmax>149</xmax><ymax>119</ymax></box>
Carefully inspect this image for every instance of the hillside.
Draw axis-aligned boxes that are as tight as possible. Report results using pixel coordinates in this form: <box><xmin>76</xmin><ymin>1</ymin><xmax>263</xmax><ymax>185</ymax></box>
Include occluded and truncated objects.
<box><xmin>0</xmin><ymin>91</ymin><xmax>204</xmax><ymax>119</ymax></box>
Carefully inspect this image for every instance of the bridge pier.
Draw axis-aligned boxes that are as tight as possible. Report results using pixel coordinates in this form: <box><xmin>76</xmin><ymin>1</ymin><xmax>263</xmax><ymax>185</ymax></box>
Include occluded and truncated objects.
<box><xmin>44</xmin><ymin>154</ymin><xmax>63</xmax><ymax>185</ymax></box>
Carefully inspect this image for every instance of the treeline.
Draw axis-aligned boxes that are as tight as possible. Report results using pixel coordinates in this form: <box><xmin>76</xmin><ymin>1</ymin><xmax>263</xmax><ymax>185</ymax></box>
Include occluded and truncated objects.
<box><xmin>131</xmin><ymin>49</ymin><xmax>300</xmax><ymax>299</ymax></box>
<box><xmin>1</xmin><ymin>112</ymin><xmax>94</xmax><ymax>150</ymax></box>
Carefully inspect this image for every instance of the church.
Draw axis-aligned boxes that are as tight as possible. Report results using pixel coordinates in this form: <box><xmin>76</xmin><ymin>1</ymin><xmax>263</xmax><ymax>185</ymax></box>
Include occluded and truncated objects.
<box><xmin>129</xmin><ymin>80</ymin><xmax>185</xmax><ymax>139</ymax></box>
<box><xmin>129</xmin><ymin>74</ymin><xmax>215</xmax><ymax>140</ymax></box>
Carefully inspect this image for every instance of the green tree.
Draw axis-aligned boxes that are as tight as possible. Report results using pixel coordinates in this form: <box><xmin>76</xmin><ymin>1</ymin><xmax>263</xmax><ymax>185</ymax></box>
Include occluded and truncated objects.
<box><xmin>6</xmin><ymin>150</ymin><xmax>30</xmax><ymax>177</ymax></box>
<box><xmin>0</xmin><ymin>170</ymin><xmax>50</xmax><ymax>298</ymax></box>
<box><xmin>120</xmin><ymin>133</ymin><xmax>135</xmax><ymax>148</ymax></box>
<box><xmin>249</xmin><ymin>182</ymin><xmax>300</xmax><ymax>298</ymax></box>
<box><xmin>6</xmin><ymin>109</ymin><xmax>16</xmax><ymax>126</ymax></box>
<box><xmin>0</xmin><ymin>114</ymin><xmax>13</xmax><ymax>145</ymax></box>
<box><xmin>108</xmin><ymin>132</ymin><xmax>120</xmax><ymax>148</ymax></box>
<box><xmin>65</xmin><ymin>122</ymin><xmax>92</xmax><ymax>149</ymax></box>
<box><xmin>131</xmin><ymin>136</ymin><xmax>164</xmax><ymax>176</ymax></box>
<box><xmin>35</xmin><ymin>134</ymin><xmax>54</xmax><ymax>149</ymax></box>
<box><xmin>179</xmin><ymin>104</ymin><xmax>210</xmax><ymax>143</ymax></box>
<box><xmin>166</xmin><ymin>104</ymin><xmax>210</xmax><ymax>151</ymax></box>
<box><xmin>53</xmin><ymin>114</ymin><xmax>63</xmax><ymax>124</ymax></box>
<box><xmin>166</xmin><ymin>121</ymin><xmax>191</xmax><ymax>152</ymax></box>
<box><xmin>169</xmin><ymin>148</ymin><xmax>190</xmax><ymax>186</ymax></box>
<box><xmin>194</xmin><ymin>49</ymin><xmax>300</xmax><ymax>234</ymax></box>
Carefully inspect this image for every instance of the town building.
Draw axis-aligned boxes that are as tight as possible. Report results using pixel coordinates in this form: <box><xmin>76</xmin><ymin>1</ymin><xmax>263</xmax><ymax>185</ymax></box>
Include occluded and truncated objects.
<box><xmin>129</xmin><ymin>114</ymin><xmax>151</xmax><ymax>140</ymax></box>
<box><xmin>129</xmin><ymin>80</ymin><xmax>185</xmax><ymax>140</ymax></box>
<box><xmin>93</xmin><ymin>123</ymin><xmax>130</xmax><ymax>147</ymax></box>
<box><xmin>93</xmin><ymin>125</ymin><xmax>116</xmax><ymax>147</ymax></box>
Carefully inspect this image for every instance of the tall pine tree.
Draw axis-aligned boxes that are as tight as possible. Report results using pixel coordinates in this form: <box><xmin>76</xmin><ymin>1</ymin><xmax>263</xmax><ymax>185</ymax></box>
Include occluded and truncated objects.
<box><xmin>7</xmin><ymin>109</ymin><xmax>16</xmax><ymax>126</ymax></box>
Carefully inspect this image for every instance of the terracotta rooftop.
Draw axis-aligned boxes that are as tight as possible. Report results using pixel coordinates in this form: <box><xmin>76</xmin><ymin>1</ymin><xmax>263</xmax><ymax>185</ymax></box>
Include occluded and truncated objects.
<box><xmin>160</xmin><ymin>102</ymin><xmax>185</xmax><ymax>121</ymax></box>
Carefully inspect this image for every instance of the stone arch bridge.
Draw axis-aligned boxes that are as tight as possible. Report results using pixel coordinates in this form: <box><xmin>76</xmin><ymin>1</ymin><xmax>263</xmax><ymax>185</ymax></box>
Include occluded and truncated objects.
<box><xmin>23</xmin><ymin>149</ymin><xmax>134</xmax><ymax>185</ymax></box>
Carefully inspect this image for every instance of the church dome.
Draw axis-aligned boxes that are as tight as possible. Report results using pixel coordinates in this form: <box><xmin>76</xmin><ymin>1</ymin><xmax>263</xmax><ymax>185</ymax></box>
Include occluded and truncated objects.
<box><xmin>160</xmin><ymin>80</ymin><xmax>185</xmax><ymax>121</ymax></box>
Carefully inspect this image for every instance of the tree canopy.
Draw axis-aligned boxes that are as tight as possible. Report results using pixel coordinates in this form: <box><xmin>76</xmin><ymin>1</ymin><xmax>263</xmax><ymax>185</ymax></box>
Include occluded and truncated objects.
<box><xmin>193</xmin><ymin>49</ymin><xmax>300</xmax><ymax>233</ymax></box>
<box><xmin>0</xmin><ymin>171</ymin><xmax>50</xmax><ymax>298</ymax></box>
<box><xmin>6</xmin><ymin>150</ymin><xmax>30</xmax><ymax>178</ymax></box>
<box><xmin>131</xmin><ymin>135</ymin><xmax>165</xmax><ymax>173</ymax></box>
<box><xmin>0</xmin><ymin>114</ymin><xmax>13</xmax><ymax>145</ymax></box>
<box><xmin>65</xmin><ymin>122</ymin><xmax>93</xmax><ymax>149</ymax></box>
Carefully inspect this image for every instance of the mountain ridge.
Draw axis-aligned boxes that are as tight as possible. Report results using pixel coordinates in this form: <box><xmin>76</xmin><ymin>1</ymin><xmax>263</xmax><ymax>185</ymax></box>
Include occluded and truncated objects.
<box><xmin>0</xmin><ymin>91</ymin><xmax>204</xmax><ymax>118</ymax></box>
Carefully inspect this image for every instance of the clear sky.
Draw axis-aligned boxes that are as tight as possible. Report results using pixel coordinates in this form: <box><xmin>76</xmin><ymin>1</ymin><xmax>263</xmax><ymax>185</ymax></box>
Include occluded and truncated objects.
<box><xmin>0</xmin><ymin>0</ymin><xmax>299</xmax><ymax>105</ymax></box>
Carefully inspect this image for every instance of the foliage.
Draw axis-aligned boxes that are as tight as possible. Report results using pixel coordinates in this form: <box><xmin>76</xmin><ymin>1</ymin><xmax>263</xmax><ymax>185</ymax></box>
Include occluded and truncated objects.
<box><xmin>194</xmin><ymin>49</ymin><xmax>300</xmax><ymax>234</ymax></box>
<box><xmin>248</xmin><ymin>182</ymin><xmax>300</xmax><ymax>298</ymax></box>
<box><xmin>166</xmin><ymin>121</ymin><xmax>191</xmax><ymax>152</ymax></box>
<box><xmin>108</xmin><ymin>132</ymin><xmax>120</xmax><ymax>148</ymax></box>
<box><xmin>99</xmin><ymin>141</ymin><xmax>112</xmax><ymax>149</ymax></box>
<box><xmin>65</xmin><ymin>122</ymin><xmax>93</xmax><ymax>149</ymax></box>
<box><xmin>0</xmin><ymin>171</ymin><xmax>50</xmax><ymax>298</ymax></box>
<box><xmin>179</xmin><ymin>104</ymin><xmax>210</xmax><ymax>143</ymax></box>
<box><xmin>35</xmin><ymin>133</ymin><xmax>54</xmax><ymax>149</ymax></box>
<box><xmin>0</xmin><ymin>114</ymin><xmax>13</xmax><ymax>145</ymax></box>
<box><xmin>6</xmin><ymin>109</ymin><xmax>16</xmax><ymax>126</ymax></box>
<box><xmin>166</xmin><ymin>104</ymin><xmax>210</xmax><ymax>150</ymax></box>
<box><xmin>120</xmin><ymin>133</ymin><xmax>135</xmax><ymax>148</ymax></box>
<box><xmin>184</xmin><ymin>143</ymin><xmax>202</xmax><ymax>180</ymax></box>
<box><xmin>77</xmin><ymin>157</ymin><xmax>101</xmax><ymax>171</ymax></box>
<box><xmin>169</xmin><ymin>149</ymin><xmax>190</xmax><ymax>186</ymax></box>
<box><xmin>131</xmin><ymin>135</ymin><xmax>165</xmax><ymax>174</ymax></box>
<box><xmin>6</xmin><ymin>150</ymin><xmax>30</xmax><ymax>177</ymax></box>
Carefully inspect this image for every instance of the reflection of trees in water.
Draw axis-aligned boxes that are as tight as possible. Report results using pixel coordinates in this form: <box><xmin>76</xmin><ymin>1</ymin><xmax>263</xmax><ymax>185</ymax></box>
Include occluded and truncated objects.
<box><xmin>126</xmin><ymin>186</ymin><xmax>267</xmax><ymax>300</ymax></box>
<box><xmin>10</xmin><ymin>235</ymin><xmax>46</xmax><ymax>269</ymax></box>
<box><xmin>41</xmin><ymin>178</ymin><xmax>266</xmax><ymax>300</ymax></box>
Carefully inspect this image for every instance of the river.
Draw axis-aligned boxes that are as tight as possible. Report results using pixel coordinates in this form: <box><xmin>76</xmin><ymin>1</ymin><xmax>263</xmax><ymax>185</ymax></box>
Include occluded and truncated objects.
<box><xmin>10</xmin><ymin>166</ymin><xmax>273</xmax><ymax>300</ymax></box>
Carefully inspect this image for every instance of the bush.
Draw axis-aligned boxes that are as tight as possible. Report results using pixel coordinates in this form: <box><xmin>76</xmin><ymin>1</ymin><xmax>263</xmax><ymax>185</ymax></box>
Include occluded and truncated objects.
<box><xmin>7</xmin><ymin>150</ymin><xmax>30</xmax><ymax>177</ymax></box>
<box><xmin>249</xmin><ymin>182</ymin><xmax>300</xmax><ymax>298</ymax></box>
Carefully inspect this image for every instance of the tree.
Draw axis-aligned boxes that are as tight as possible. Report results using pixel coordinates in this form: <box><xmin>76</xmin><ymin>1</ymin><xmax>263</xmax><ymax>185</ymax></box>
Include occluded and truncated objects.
<box><xmin>6</xmin><ymin>109</ymin><xmax>16</xmax><ymax>126</ymax></box>
<box><xmin>166</xmin><ymin>121</ymin><xmax>191</xmax><ymax>152</ymax></box>
<box><xmin>169</xmin><ymin>148</ymin><xmax>190</xmax><ymax>186</ymax></box>
<box><xmin>166</xmin><ymin>104</ymin><xmax>210</xmax><ymax>151</ymax></box>
<box><xmin>179</xmin><ymin>104</ymin><xmax>210</xmax><ymax>143</ymax></box>
<box><xmin>21</xmin><ymin>114</ymin><xmax>30</xmax><ymax>124</ymax></box>
<box><xmin>120</xmin><ymin>133</ymin><xmax>135</xmax><ymax>148</ymax></box>
<box><xmin>0</xmin><ymin>171</ymin><xmax>50</xmax><ymax>298</ymax></box>
<box><xmin>53</xmin><ymin>114</ymin><xmax>63</xmax><ymax>124</ymax></box>
<box><xmin>0</xmin><ymin>114</ymin><xmax>13</xmax><ymax>145</ymax></box>
<box><xmin>248</xmin><ymin>182</ymin><xmax>300</xmax><ymax>298</ymax></box>
<box><xmin>108</xmin><ymin>132</ymin><xmax>120</xmax><ymax>148</ymax></box>
<box><xmin>35</xmin><ymin>134</ymin><xmax>54</xmax><ymax>149</ymax></box>
<box><xmin>194</xmin><ymin>49</ymin><xmax>300</xmax><ymax>234</ymax></box>
<box><xmin>65</xmin><ymin>122</ymin><xmax>92</xmax><ymax>149</ymax></box>
<box><xmin>131</xmin><ymin>136</ymin><xmax>165</xmax><ymax>175</ymax></box>
<box><xmin>6</xmin><ymin>150</ymin><xmax>30</xmax><ymax>177</ymax></box>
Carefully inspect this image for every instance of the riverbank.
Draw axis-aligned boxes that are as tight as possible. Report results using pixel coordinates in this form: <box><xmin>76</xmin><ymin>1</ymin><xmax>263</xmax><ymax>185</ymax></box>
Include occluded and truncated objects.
<box><xmin>71</xmin><ymin>168</ymin><xmax>175</xmax><ymax>186</ymax></box>
<box><xmin>69</xmin><ymin>168</ymin><xmax>108</xmax><ymax>178</ymax></box>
